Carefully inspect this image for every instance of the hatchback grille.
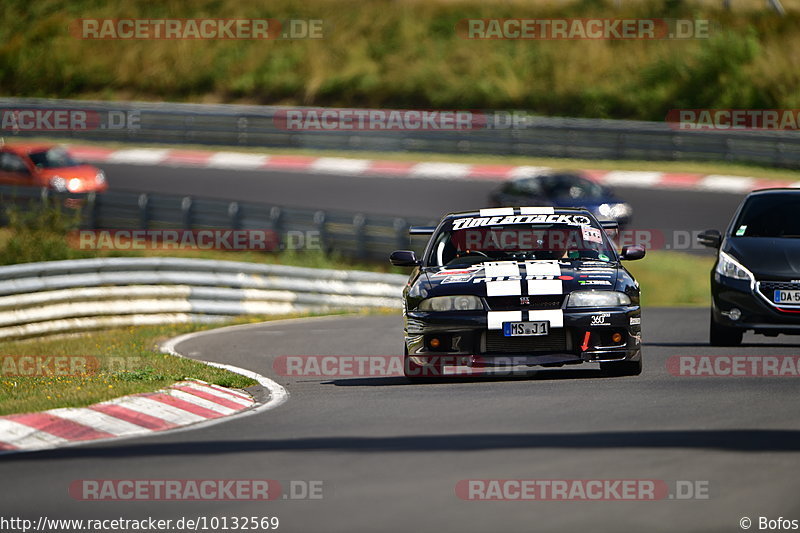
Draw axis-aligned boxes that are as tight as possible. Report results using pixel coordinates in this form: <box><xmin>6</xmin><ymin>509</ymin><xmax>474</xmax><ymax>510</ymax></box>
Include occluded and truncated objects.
<box><xmin>484</xmin><ymin>329</ymin><xmax>568</xmax><ymax>353</ymax></box>
<box><xmin>487</xmin><ymin>295</ymin><xmax>564</xmax><ymax>311</ymax></box>
<box><xmin>758</xmin><ymin>281</ymin><xmax>800</xmax><ymax>299</ymax></box>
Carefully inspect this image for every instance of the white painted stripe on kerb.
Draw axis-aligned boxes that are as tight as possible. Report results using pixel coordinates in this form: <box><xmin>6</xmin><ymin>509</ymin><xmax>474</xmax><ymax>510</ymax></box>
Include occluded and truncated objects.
<box><xmin>598</xmin><ymin>171</ymin><xmax>664</xmax><ymax>188</ymax></box>
<box><xmin>206</xmin><ymin>152</ymin><xmax>269</xmax><ymax>169</ymax></box>
<box><xmin>106</xmin><ymin>149</ymin><xmax>170</xmax><ymax>165</ymax></box>
<box><xmin>528</xmin><ymin>309</ymin><xmax>564</xmax><ymax>328</ymax></box>
<box><xmin>486</xmin><ymin>280</ymin><xmax>521</xmax><ymax>297</ymax></box>
<box><xmin>111</xmin><ymin>396</ymin><xmax>207</xmax><ymax>424</ymax></box>
<box><xmin>181</xmin><ymin>382</ymin><xmax>252</xmax><ymax>406</ymax></box>
<box><xmin>524</xmin><ymin>261</ymin><xmax>562</xmax><ymax>277</ymax></box>
<box><xmin>0</xmin><ymin>419</ymin><xmax>69</xmax><ymax>449</ymax></box>
<box><xmin>697</xmin><ymin>175</ymin><xmax>756</xmax><ymax>192</ymax></box>
<box><xmin>519</xmin><ymin>207</ymin><xmax>555</xmax><ymax>215</ymax></box>
<box><xmin>480</xmin><ymin>207</ymin><xmax>515</xmax><ymax>217</ymax></box>
<box><xmin>410</xmin><ymin>162</ymin><xmax>472</xmax><ymax>179</ymax></box>
<box><xmin>483</xmin><ymin>261</ymin><xmax>520</xmax><ymax>278</ymax></box>
<box><xmin>488</xmin><ymin>311</ymin><xmax>522</xmax><ymax>330</ymax></box>
<box><xmin>527</xmin><ymin>279</ymin><xmax>563</xmax><ymax>295</ymax></box>
<box><xmin>310</xmin><ymin>158</ymin><xmax>371</xmax><ymax>175</ymax></box>
<box><xmin>46</xmin><ymin>408</ymin><xmax>150</xmax><ymax>436</ymax></box>
<box><xmin>168</xmin><ymin>390</ymin><xmax>237</xmax><ymax>415</ymax></box>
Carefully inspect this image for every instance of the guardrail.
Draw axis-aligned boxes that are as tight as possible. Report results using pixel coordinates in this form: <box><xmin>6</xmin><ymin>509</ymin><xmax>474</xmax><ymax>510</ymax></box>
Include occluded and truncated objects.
<box><xmin>0</xmin><ymin>257</ymin><xmax>407</xmax><ymax>340</ymax></box>
<box><xmin>0</xmin><ymin>184</ymin><xmax>435</xmax><ymax>262</ymax></box>
<box><xmin>2</xmin><ymin>97</ymin><xmax>799</xmax><ymax>168</ymax></box>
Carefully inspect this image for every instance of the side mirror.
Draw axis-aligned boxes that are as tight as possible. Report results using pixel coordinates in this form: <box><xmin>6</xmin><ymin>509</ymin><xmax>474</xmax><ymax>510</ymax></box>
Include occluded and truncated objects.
<box><xmin>697</xmin><ymin>229</ymin><xmax>722</xmax><ymax>249</ymax></box>
<box><xmin>620</xmin><ymin>245</ymin><xmax>646</xmax><ymax>261</ymax></box>
<box><xmin>390</xmin><ymin>250</ymin><xmax>420</xmax><ymax>267</ymax></box>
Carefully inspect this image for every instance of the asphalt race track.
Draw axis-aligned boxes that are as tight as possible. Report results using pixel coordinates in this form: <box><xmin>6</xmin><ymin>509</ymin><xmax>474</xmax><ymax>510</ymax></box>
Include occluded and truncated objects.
<box><xmin>1</xmin><ymin>309</ymin><xmax>799</xmax><ymax>532</ymax></box>
<box><xmin>102</xmin><ymin>162</ymin><xmax>745</xmax><ymax>246</ymax></box>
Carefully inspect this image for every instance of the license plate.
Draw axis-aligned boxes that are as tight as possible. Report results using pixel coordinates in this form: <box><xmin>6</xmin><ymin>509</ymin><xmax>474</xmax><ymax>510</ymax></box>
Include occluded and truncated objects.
<box><xmin>503</xmin><ymin>321</ymin><xmax>549</xmax><ymax>337</ymax></box>
<box><xmin>774</xmin><ymin>290</ymin><xmax>800</xmax><ymax>304</ymax></box>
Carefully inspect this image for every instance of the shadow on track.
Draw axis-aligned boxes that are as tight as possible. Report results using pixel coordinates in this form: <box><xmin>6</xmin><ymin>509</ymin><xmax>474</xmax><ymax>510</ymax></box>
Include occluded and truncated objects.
<box><xmin>9</xmin><ymin>429</ymin><xmax>800</xmax><ymax>462</ymax></box>
<box><xmin>322</xmin><ymin>368</ymin><xmax>608</xmax><ymax>387</ymax></box>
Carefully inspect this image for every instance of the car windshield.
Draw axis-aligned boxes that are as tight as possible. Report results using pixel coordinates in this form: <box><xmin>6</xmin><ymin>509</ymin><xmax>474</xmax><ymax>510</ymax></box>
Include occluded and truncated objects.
<box><xmin>732</xmin><ymin>195</ymin><xmax>800</xmax><ymax>238</ymax></box>
<box><xmin>428</xmin><ymin>215</ymin><xmax>614</xmax><ymax>267</ymax></box>
<box><xmin>28</xmin><ymin>148</ymin><xmax>80</xmax><ymax>168</ymax></box>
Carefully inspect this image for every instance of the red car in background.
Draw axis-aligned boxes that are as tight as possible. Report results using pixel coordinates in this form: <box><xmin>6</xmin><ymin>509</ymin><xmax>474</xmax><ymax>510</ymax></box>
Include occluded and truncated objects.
<box><xmin>0</xmin><ymin>143</ymin><xmax>107</xmax><ymax>194</ymax></box>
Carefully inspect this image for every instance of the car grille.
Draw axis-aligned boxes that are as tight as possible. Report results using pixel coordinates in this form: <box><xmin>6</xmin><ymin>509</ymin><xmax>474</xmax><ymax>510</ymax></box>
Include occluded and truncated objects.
<box><xmin>758</xmin><ymin>281</ymin><xmax>800</xmax><ymax>299</ymax></box>
<box><xmin>487</xmin><ymin>295</ymin><xmax>565</xmax><ymax>311</ymax></box>
<box><xmin>484</xmin><ymin>329</ymin><xmax>568</xmax><ymax>354</ymax></box>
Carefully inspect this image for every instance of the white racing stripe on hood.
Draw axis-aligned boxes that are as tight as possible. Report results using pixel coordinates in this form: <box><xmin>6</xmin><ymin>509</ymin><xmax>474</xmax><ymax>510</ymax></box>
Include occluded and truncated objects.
<box><xmin>523</xmin><ymin>260</ymin><xmax>561</xmax><ymax>277</ymax></box>
<box><xmin>486</xmin><ymin>280</ymin><xmax>521</xmax><ymax>296</ymax></box>
<box><xmin>483</xmin><ymin>261</ymin><xmax>522</xmax><ymax>296</ymax></box>
<box><xmin>487</xmin><ymin>311</ymin><xmax>522</xmax><ymax>330</ymax></box>
<box><xmin>527</xmin><ymin>279</ymin><xmax>563</xmax><ymax>295</ymax></box>
<box><xmin>483</xmin><ymin>261</ymin><xmax>520</xmax><ymax>278</ymax></box>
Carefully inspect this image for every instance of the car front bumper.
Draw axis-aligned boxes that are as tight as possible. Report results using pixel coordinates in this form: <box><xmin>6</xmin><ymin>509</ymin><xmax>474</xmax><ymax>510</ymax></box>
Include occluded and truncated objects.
<box><xmin>405</xmin><ymin>306</ymin><xmax>641</xmax><ymax>368</ymax></box>
<box><xmin>712</xmin><ymin>274</ymin><xmax>800</xmax><ymax>335</ymax></box>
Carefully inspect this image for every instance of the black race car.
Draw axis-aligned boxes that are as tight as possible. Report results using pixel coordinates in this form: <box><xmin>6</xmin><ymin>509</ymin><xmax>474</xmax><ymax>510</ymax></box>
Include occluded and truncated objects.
<box><xmin>390</xmin><ymin>207</ymin><xmax>645</xmax><ymax>381</ymax></box>
<box><xmin>698</xmin><ymin>189</ymin><xmax>800</xmax><ymax>346</ymax></box>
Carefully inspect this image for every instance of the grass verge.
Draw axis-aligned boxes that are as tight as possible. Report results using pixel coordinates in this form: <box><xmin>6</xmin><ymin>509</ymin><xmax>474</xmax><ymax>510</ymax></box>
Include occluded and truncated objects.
<box><xmin>625</xmin><ymin>251</ymin><xmax>713</xmax><ymax>308</ymax></box>
<box><xmin>0</xmin><ymin>313</ymin><xmax>338</xmax><ymax>416</ymax></box>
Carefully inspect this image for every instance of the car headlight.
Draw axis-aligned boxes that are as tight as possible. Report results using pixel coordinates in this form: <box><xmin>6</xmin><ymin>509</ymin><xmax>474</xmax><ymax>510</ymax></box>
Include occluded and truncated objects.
<box><xmin>598</xmin><ymin>203</ymin><xmax>632</xmax><ymax>220</ymax></box>
<box><xmin>67</xmin><ymin>178</ymin><xmax>82</xmax><ymax>192</ymax></box>
<box><xmin>567</xmin><ymin>290</ymin><xmax>631</xmax><ymax>307</ymax></box>
<box><xmin>418</xmin><ymin>295</ymin><xmax>482</xmax><ymax>311</ymax></box>
<box><xmin>715</xmin><ymin>251</ymin><xmax>754</xmax><ymax>283</ymax></box>
<box><xmin>49</xmin><ymin>176</ymin><xmax>67</xmax><ymax>192</ymax></box>
<box><xmin>95</xmin><ymin>170</ymin><xmax>105</xmax><ymax>184</ymax></box>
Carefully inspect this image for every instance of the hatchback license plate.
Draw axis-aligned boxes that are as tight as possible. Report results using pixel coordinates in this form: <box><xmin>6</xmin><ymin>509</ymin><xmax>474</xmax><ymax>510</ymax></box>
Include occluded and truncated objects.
<box><xmin>774</xmin><ymin>290</ymin><xmax>800</xmax><ymax>304</ymax></box>
<box><xmin>503</xmin><ymin>321</ymin><xmax>549</xmax><ymax>337</ymax></box>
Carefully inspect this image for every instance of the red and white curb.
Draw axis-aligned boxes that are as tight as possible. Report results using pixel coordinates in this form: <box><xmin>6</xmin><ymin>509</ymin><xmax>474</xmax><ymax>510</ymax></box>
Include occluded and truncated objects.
<box><xmin>0</xmin><ymin>379</ymin><xmax>254</xmax><ymax>453</ymax></box>
<box><xmin>67</xmin><ymin>145</ymin><xmax>800</xmax><ymax>194</ymax></box>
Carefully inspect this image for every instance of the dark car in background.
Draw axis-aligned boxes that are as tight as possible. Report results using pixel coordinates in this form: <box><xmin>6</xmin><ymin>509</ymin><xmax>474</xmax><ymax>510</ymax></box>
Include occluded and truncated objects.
<box><xmin>489</xmin><ymin>172</ymin><xmax>632</xmax><ymax>228</ymax></box>
<box><xmin>699</xmin><ymin>189</ymin><xmax>800</xmax><ymax>346</ymax></box>
<box><xmin>391</xmin><ymin>206</ymin><xmax>645</xmax><ymax>381</ymax></box>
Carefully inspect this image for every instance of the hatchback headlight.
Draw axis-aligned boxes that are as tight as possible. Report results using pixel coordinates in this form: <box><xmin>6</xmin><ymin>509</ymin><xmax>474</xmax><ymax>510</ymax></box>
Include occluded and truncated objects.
<box><xmin>715</xmin><ymin>251</ymin><xmax>754</xmax><ymax>283</ymax></box>
<box><xmin>50</xmin><ymin>176</ymin><xmax>67</xmax><ymax>192</ymax></box>
<box><xmin>418</xmin><ymin>295</ymin><xmax>482</xmax><ymax>311</ymax></box>
<box><xmin>567</xmin><ymin>290</ymin><xmax>631</xmax><ymax>307</ymax></box>
<box><xmin>95</xmin><ymin>170</ymin><xmax>106</xmax><ymax>184</ymax></box>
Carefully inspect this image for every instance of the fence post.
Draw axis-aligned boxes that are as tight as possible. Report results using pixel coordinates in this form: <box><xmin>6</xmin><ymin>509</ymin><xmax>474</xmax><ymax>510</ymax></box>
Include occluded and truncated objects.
<box><xmin>138</xmin><ymin>193</ymin><xmax>149</xmax><ymax>230</ymax></box>
<box><xmin>353</xmin><ymin>214</ymin><xmax>367</xmax><ymax>260</ymax></box>
<box><xmin>85</xmin><ymin>192</ymin><xmax>98</xmax><ymax>230</ymax></box>
<box><xmin>393</xmin><ymin>217</ymin><xmax>409</xmax><ymax>250</ymax></box>
<box><xmin>228</xmin><ymin>201</ymin><xmax>241</xmax><ymax>230</ymax></box>
<box><xmin>314</xmin><ymin>210</ymin><xmax>328</xmax><ymax>254</ymax></box>
<box><xmin>181</xmin><ymin>196</ymin><xmax>193</xmax><ymax>229</ymax></box>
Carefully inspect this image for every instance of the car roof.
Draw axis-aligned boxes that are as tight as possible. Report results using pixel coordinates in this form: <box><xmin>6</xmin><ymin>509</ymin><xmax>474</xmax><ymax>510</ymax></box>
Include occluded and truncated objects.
<box><xmin>748</xmin><ymin>188</ymin><xmax>800</xmax><ymax>196</ymax></box>
<box><xmin>443</xmin><ymin>207</ymin><xmax>594</xmax><ymax>219</ymax></box>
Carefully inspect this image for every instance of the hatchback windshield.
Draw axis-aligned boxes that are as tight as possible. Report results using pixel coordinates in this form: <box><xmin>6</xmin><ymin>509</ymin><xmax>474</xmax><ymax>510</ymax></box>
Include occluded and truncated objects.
<box><xmin>428</xmin><ymin>215</ymin><xmax>614</xmax><ymax>267</ymax></box>
<box><xmin>732</xmin><ymin>194</ymin><xmax>800</xmax><ymax>238</ymax></box>
<box><xmin>28</xmin><ymin>148</ymin><xmax>81</xmax><ymax>169</ymax></box>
